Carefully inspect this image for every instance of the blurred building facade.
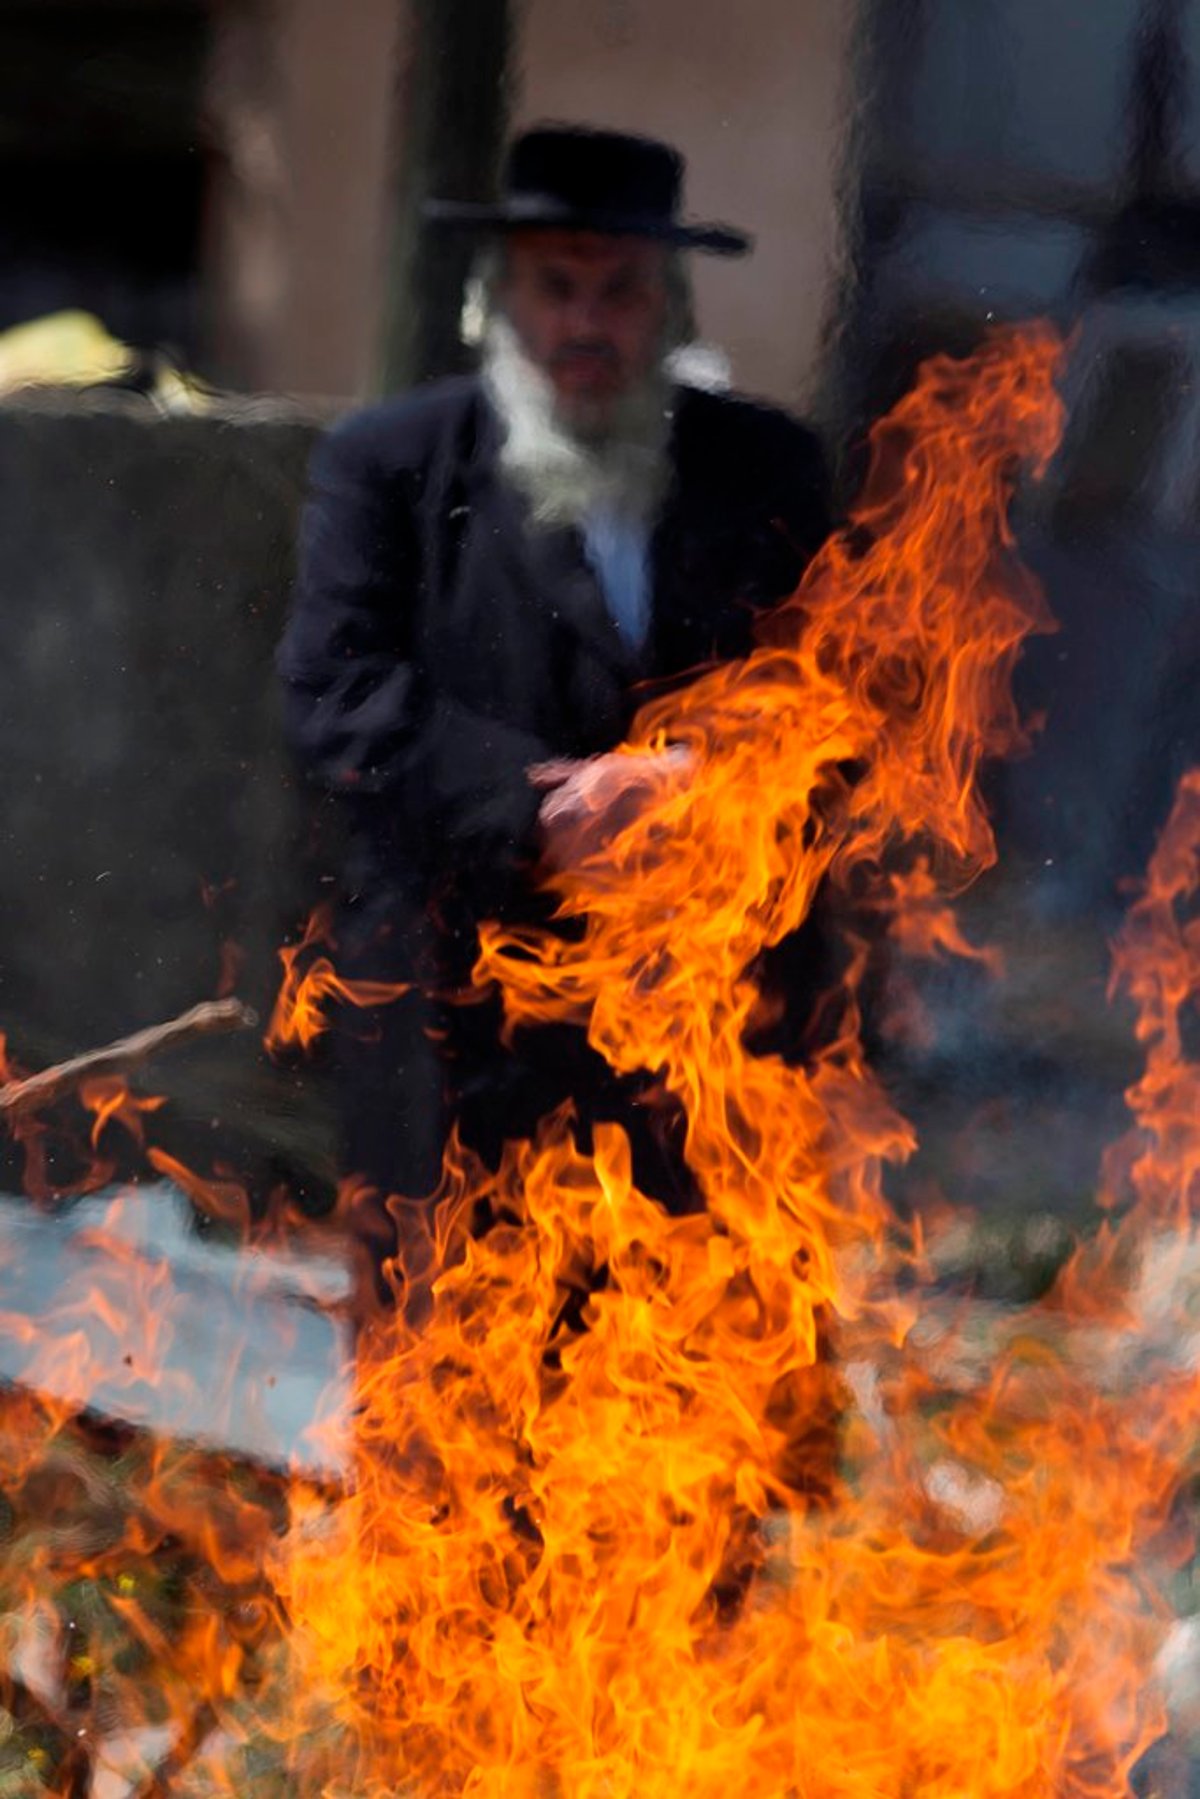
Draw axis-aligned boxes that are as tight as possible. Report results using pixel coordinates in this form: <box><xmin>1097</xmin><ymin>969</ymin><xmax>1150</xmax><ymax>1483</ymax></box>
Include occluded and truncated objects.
<box><xmin>843</xmin><ymin>1</ymin><xmax>1200</xmax><ymax>450</ymax></box>
<box><xmin>8</xmin><ymin>1</ymin><xmax>1200</xmax><ymax>436</ymax></box>
<box><xmin>203</xmin><ymin>0</ymin><xmax>858</xmax><ymax>406</ymax></box>
<box><xmin>0</xmin><ymin>0</ymin><xmax>857</xmax><ymax>406</ymax></box>
<box><xmin>0</xmin><ymin>0</ymin><xmax>213</xmax><ymax>356</ymax></box>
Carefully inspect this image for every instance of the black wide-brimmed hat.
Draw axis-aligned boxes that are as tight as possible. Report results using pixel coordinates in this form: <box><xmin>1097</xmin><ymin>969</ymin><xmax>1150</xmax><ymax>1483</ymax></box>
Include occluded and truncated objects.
<box><xmin>424</xmin><ymin>125</ymin><xmax>751</xmax><ymax>257</ymax></box>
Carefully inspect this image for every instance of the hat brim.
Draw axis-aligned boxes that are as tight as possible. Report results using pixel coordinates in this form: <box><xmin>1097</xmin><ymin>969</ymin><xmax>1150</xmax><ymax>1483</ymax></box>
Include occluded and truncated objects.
<box><xmin>423</xmin><ymin>197</ymin><xmax>751</xmax><ymax>257</ymax></box>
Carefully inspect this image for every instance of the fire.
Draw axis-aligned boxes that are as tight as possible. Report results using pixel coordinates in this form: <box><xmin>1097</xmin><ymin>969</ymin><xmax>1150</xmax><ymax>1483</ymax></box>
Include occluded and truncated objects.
<box><xmin>271</xmin><ymin>323</ymin><xmax>1196</xmax><ymax>1795</ymax></box>
<box><xmin>79</xmin><ymin>1076</ymin><xmax>167</xmax><ymax>1153</ymax></box>
<box><xmin>3</xmin><ymin>322</ymin><xmax>1200</xmax><ymax>1794</ymax></box>
<box><xmin>1100</xmin><ymin>768</ymin><xmax>1200</xmax><ymax>1229</ymax></box>
<box><xmin>266</xmin><ymin>904</ymin><xmax>411</xmax><ymax>1053</ymax></box>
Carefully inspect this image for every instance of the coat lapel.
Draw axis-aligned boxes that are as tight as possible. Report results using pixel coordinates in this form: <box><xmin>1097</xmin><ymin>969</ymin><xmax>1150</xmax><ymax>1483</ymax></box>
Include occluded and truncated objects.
<box><xmin>526</xmin><ymin>520</ymin><xmax>642</xmax><ymax>684</ymax></box>
<box><xmin>647</xmin><ymin>405</ymin><xmax>697</xmax><ymax>674</ymax></box>
<box><xmin>645</xmin><ymin>390</ymin><xmax>758</xmax><ymax>680</ymax></box>
<box><xmin>464</xmin><ymin>394</ymin><xmax>641</xmax><ymax>688</ymax></box>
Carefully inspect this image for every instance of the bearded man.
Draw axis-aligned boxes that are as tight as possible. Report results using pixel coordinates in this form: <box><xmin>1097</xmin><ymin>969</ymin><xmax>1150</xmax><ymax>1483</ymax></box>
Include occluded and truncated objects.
<box><xmin>278</xmin><ymin>126</ymin><xmax>831</xmax><ymax>1261</ymax></box>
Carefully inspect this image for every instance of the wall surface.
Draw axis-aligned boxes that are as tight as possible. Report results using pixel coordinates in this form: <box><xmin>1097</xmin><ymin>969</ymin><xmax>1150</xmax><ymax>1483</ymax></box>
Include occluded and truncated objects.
<box><xmin>513</xmin><ymin>0</ymin><xmax>857</xmax><ymax>410</ymax></box>
<box><xmin>0</xmin><ymin>401</ymin><xmax>335</xmax><ymax>1187</ymax></box>
<box><xmin>203</xmin><ymin>0</ymin><xmax>403</xmax><ymax>398</ymax></box>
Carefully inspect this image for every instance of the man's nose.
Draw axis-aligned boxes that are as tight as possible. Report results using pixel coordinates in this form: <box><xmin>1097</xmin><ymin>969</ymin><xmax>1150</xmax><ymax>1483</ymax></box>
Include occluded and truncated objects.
<box><xmin>564</xmin><ymin>291</ymin><xmax>606</xmax><ymax>336</ymax></box>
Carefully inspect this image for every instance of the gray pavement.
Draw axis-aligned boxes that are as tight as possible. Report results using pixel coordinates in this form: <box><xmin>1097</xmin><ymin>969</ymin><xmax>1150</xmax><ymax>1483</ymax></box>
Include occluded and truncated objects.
<box><xmin>0</xmin><ymin>1180</ymin><xmax>353</xmax><ymax>1479</ymax></box>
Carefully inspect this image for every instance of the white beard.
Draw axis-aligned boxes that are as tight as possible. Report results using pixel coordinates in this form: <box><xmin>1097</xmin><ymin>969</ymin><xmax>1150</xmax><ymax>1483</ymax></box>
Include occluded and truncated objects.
<box><xmin>482</xmin><ymin>316</ymin><xmax>674</xmax><ymax>532</ymax></box>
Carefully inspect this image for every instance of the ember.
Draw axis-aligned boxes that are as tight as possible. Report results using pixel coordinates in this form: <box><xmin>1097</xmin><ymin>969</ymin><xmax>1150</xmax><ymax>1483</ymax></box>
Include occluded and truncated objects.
<box><xmin>3</xmin><ymin>324</ymin><xmax>1200</xmax><ymax>1796</ymax></box>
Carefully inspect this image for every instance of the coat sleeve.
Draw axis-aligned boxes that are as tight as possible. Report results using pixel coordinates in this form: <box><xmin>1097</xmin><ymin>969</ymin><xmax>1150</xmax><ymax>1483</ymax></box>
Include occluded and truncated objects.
<box><xmin>278</xmin><ymin>415</ymin><xmax>551</xmax><ymax>881</ymax></box>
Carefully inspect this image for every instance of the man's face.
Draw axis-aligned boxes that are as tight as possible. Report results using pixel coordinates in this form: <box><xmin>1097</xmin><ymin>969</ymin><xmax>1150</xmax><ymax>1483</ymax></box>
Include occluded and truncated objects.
<box><xmin>498</xmin><ymin>231</ymin><xmax>671</xmax><ymax>431</ymax></box>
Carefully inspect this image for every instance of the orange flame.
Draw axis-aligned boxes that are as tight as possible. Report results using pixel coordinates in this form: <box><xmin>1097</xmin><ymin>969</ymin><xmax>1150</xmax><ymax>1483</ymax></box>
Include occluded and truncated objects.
<box><xmin>79</xmin><ymin>1075</ymin><xmax>167</xmax><ymax>1152</ymax></box>
<box><xmin>265</xmin><ymin>904</ymin><xmax>411</xmax><ymax>1053</ymax></box>
<box><xmin>271</xmin><ymin>325</ymin><xmax>1200</xmax><ymax>1797</ymax></box>
<box><xmin>1101</xmin><ymin>768</ymin><xmax>1200</xmax><ymax>1229</ymax></box>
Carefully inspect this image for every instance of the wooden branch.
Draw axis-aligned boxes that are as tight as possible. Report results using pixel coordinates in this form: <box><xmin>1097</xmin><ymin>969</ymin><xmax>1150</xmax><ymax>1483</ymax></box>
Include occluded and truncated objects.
<box><xmin>0</xmin><ymin>999</ymin><xmax>258</xmax><ymax>1120</ymax></box>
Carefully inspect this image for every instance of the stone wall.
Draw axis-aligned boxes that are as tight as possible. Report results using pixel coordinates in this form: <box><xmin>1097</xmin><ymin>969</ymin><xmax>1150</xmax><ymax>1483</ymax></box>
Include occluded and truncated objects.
<box><xmin>0</xmin><ymin>399</ymin><xmax>333</xmax><ymax>1185</ymax></box>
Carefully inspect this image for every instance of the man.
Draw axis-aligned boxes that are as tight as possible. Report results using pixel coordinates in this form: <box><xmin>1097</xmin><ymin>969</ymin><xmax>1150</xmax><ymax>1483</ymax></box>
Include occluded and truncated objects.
<box><xmin>279</xmin><ymin>126</ymin><xmax>831</xmax><ymax>1257</ymax></box>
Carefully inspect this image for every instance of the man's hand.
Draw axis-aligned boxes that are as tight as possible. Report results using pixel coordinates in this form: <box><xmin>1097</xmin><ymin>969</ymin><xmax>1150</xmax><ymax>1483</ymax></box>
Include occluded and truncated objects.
<box><xmin>529</xmin><ymin>746</ymin><xmax>694</xmax><ymax>864</ymax></box>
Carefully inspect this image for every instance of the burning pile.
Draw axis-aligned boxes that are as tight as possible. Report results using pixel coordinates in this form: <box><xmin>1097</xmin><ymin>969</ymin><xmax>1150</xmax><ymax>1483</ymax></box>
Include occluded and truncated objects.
<box><xmin>2</xmin><ymin>323</ymin><xmax>1199</xmax><ymax>1796</ymax></box>
<box><xmin>274</xmin><ymin>323</ymin><xmax>1198</xmax><ymax>1795</ymax></box>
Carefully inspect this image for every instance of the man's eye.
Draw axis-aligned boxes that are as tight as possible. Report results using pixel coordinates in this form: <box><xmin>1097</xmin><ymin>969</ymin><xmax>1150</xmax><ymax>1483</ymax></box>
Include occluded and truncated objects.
<box><xmin>541</xmin><ymin>273</ymin><xmax>574</xmax><ymax>302</ymax></box>
<box><xmin>606</xmin><ymin>276</ymin><xmax>643</xmax><ymax>305</ymax></box>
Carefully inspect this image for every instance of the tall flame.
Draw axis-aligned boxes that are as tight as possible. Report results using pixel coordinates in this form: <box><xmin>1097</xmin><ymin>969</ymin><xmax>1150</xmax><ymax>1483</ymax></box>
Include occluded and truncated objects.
<box><xmin>272</xmin><ymin>325</ymin><xmax>1199</xmax><ymax>1797</ymax></box>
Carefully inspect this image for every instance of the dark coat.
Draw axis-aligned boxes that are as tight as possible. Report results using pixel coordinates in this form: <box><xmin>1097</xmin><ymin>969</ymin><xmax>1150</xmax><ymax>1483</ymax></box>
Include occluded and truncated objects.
<box><xmin>278</xmin><ymin>375</ymin><xmax>831</xmax><ymax>1202</ymax></box>
<box><xmin>280</xmin><ymin>375</ymin><xmax>830</xmax><ymax>921</ymax></box>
